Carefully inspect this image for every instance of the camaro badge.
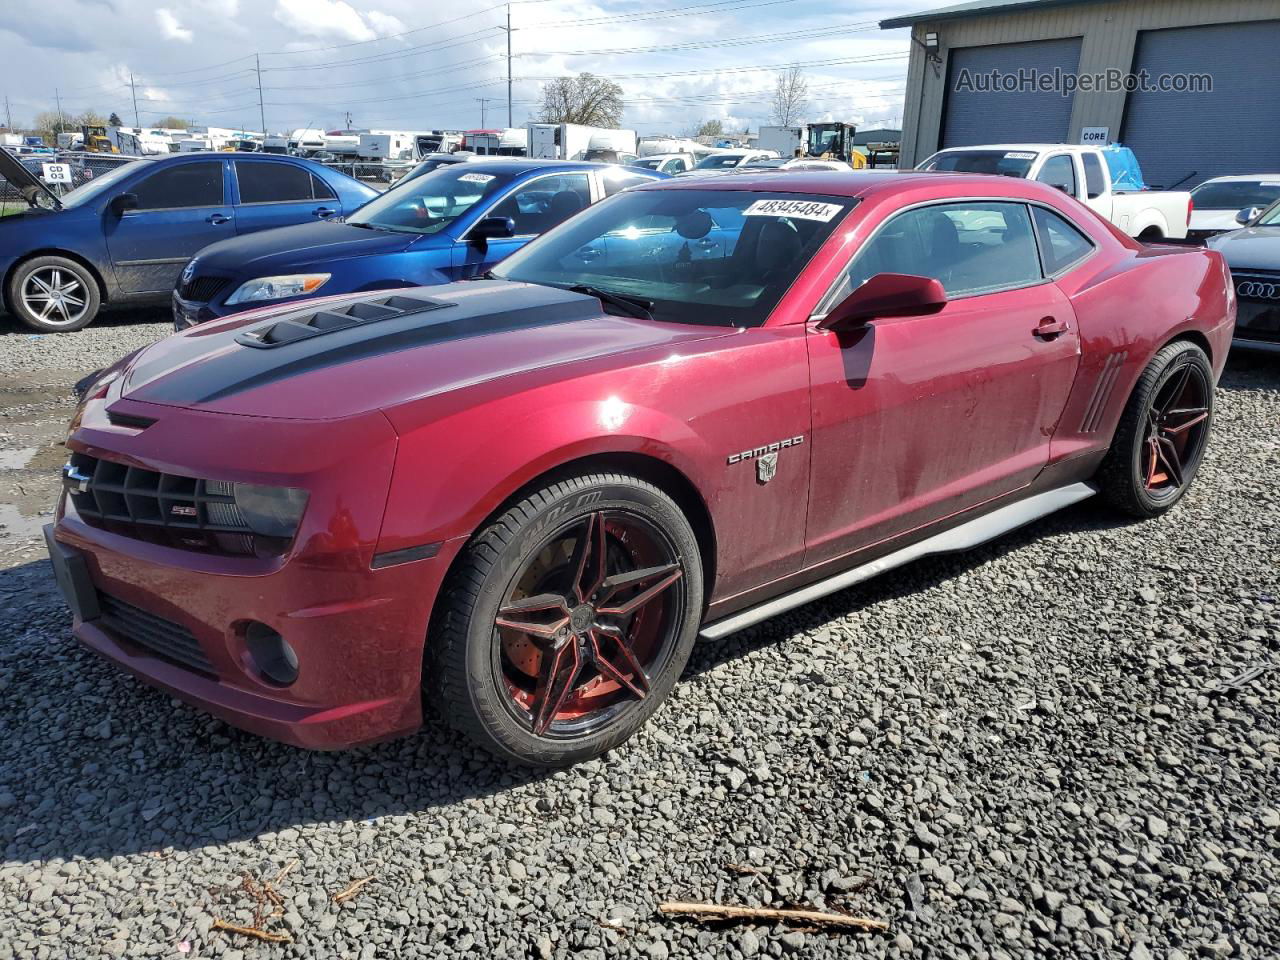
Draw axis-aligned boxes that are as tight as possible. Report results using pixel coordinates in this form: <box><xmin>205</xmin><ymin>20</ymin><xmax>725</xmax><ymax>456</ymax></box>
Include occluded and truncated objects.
<box><xmin>727</xmin><ymin>436</ymin><xmax>803</xmax><ymax>484</ymax></box>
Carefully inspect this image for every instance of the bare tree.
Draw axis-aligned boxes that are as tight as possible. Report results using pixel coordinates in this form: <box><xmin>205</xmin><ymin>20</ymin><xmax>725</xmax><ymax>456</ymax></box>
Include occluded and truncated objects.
<box><xmin>770</xmin><ymin>66</ymin><xmax>809</xmax><ymax>126</ymax></box>
<box><xmin>539</xmin><ymin>73</ymin><xmax>624</xmax><ymax>127</ymax></box>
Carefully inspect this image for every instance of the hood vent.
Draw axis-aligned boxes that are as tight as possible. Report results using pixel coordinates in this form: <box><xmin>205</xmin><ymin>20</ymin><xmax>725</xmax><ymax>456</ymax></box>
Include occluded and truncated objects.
<box><xmin>236</xmin><ymin>294</ymin><xmax>456</xmax><ymax>350</ymax></box>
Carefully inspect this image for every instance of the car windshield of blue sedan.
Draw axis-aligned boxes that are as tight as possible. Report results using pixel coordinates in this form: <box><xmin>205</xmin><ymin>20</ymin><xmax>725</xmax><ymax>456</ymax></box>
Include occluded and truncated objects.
<box><xmin>58</xmin><ymin>161</ymin><xmax>147</xmax><ymax>209</ymax></box>
<box><xmin>345</xmin><ymin>165</ymin><xmax>515</xmax><ymax>234</ymax></box>
<box><xmin>491</xmin><ymin>189</ymin><xmax>855</xmax><ymax>328</ymax></box>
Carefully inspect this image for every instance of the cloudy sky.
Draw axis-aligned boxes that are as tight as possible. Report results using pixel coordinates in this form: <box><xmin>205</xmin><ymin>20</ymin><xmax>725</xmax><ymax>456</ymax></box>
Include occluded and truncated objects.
<box><xmin>3</xmin><ymin>0</ymin><xmax>937</xmax><ymax>136</ymax></box>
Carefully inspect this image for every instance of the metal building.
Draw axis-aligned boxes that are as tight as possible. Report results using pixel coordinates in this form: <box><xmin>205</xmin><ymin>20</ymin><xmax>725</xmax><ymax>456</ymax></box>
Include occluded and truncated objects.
<box><xmin>883</xmin><ymin>0</ymin><xmax>1280</xmax><ymax>188</ymax></box>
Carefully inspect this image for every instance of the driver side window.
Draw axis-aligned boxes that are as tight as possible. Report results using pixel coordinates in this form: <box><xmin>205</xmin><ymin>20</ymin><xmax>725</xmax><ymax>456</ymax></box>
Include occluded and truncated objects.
<box><xmin>826</xmin><ymin>201</ymin><xmax>1044</xmax><ymax>309</ymax></box>
<box><xmin>489</xmin><ymin>174</ymin><xmax>592</xmax><ymax>235</ymax></box>
<box><xmin>1036</xmin><ymin>155</ymin><xmax>1078</xmax><ymax>197</ymax></box>
<box><xmin>133</xmin><ymin>161</ymin><xmax>224</xmax><ymax>210</ymax></box>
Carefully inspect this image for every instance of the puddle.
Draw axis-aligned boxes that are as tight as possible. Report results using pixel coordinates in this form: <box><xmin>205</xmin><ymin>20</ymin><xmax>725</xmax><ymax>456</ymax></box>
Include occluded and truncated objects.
<box><xmin>0</xmin><ymin>503</ymin><xmax>47</xmax><ymax>541</ymax></box>
<box><xmin>0</xmin><ymin>447</ymin><xmax>38</xmax><ymax>470</ymax></box>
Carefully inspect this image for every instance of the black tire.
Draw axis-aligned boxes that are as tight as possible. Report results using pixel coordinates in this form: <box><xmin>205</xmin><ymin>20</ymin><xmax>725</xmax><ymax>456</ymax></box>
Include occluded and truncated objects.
<box><xmin>1096</xmin><ymin>340</ymin><xmax>1213</xmax><ymax>518</ymax></box>
<box><xmin>6</xmin><ymin>255</ymin><xmax>101</xmax><ymax>332</ymax></box>
<box><xmin>429</xmin><ymin>472</ymin><xmax>704</xmax><ymax>767</ymax></box>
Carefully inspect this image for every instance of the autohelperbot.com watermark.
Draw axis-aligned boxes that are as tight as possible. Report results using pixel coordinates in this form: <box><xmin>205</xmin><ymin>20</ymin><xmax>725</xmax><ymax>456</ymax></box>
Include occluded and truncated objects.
<box><xmin>953</xmin><ymin>67</ymin><xmax>1213</xmax><ymax>97</ymax></box>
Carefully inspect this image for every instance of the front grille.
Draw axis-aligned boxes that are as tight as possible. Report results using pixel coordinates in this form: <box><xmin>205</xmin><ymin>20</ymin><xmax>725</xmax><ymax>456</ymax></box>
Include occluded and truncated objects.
<box><xmin>98</xmin><ymin>592</ymin><xmax>216</xmax><ymax>675</ymax></box>
<box><xmin>66</xmin><ymin>452</ymin><xmax>265</xmax><ymax>557</ymax></box>
<box><xmin>178</xmin><ymin>275</ymin><xmax>231</xmax><ymax>303</ymax></box>
<box><xmin>1232</xmin><ymin>271</ymin><xmax>1280</xmax><ymax>342</ymax></box>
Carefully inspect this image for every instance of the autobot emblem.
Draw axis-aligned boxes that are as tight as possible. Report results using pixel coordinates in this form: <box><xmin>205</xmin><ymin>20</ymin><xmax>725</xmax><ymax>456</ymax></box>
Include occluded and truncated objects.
<box><xmin>727</xmin><ymin>435</ymin><xmax>803</xmax><ymax>484</ymax></box>
<box><xmin>756</xmin><ymin>452</ymin><xmax>778</xmax><ymax>484</ymax></box>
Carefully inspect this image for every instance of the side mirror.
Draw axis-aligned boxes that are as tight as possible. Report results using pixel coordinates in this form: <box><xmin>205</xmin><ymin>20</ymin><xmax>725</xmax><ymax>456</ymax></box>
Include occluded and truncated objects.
<box><xmin>1236</xmin><ymin>206</ymin><xmax>1262</xmax><ymax>226</ymax></box>
<box><xmin>470</xmin><ymin>216</ymin><xmax>515</xmax><ymax>241</ymax></box>
<box><xmin>817</xmin><ymin>273</ymin><xmax>948</xmax><ymax>332</ymax></box>
<box><xmin>109</xmin><ymin>193</ymin><xmax>138</xmax><ymax>216</ymax></box>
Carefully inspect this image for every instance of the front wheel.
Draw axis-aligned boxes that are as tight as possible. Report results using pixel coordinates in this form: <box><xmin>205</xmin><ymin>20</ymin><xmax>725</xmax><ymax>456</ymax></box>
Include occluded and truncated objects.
<box><xmin>429</xmin><ymin>472</ymin><xmax>704</xmax><ymax>767</ymax></box>
<box><xmin>7</xmin><ymin>256</ymin><xmax>101</xmax><ymax>332</ymax></box>
<box><xmin>1096</xmin><ymin>340</ymin><xmax>1213</xmax><ymax>518</ymax></box>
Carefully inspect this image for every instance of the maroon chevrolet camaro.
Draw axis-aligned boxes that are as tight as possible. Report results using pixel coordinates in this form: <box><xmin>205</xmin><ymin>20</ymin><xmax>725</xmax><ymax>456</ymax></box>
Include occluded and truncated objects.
<box><xmin>47</xmin><ymin>171</ymin><xmax>1234</xmax><ymax>766</ymax></box>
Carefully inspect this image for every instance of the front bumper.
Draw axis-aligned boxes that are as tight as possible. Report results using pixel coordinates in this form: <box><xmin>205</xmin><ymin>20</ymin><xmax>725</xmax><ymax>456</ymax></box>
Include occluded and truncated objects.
<box><xmin>172</xmin><ymin>291</ymin><xmax>216</xmax><ymax>331</ymax></box>
<box><xmin>49</xmin><ymin>516</ymin><xmax>461</xmax><ymax>748</ymax></box>
<box><xmin>50</xmin><ymin>395</ymin><xmax>458</xmax><ymax>749</ymax></box>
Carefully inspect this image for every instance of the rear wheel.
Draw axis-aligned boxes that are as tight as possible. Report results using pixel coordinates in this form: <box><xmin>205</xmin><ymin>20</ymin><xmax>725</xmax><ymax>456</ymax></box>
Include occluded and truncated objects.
<box><xmin>1096</xmin><ymin>340</ymin><xmax>1213</xmax><ymax>518</ymax></box>
<box><xmin>7</xmin><ymin>256</ymin><xmax>101</xmax><ymax>332</ymax></box>
<box><xmin>429</xmin><ymin>472</ymin><xmax>703</xmax><ymax>767</ymax></box>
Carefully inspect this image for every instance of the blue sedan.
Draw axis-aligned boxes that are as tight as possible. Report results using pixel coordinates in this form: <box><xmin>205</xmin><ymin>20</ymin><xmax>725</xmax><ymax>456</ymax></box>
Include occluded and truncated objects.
<box><xmin>171</xmin><ymin>160</ymin><xmax>665</xmax><ymax>329</ymax></box>
<box><xmin>0</xmin><ymin>150</ymin><xmax>376</xmax><ymax>331</ymax></box>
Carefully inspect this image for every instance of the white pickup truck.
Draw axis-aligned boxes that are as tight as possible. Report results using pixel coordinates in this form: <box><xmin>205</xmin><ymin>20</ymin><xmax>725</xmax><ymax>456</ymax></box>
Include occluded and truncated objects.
<box><xmin>918</xmin><ymin>144</ymin><xmax>1192</xmax><ymax>241</ymax></box>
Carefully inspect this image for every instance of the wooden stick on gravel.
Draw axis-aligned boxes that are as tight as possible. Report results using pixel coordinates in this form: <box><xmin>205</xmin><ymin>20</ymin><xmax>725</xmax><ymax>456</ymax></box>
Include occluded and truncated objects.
<box><xmin>211</xmin><ymin>918</ymin><xmax>292</xmax><ymax>943</ymax></box>
<box><xmin>659</xmin><ymin>902</ymin><xmax>888</xmax><ymax>932</ymax></box>
<box><xmin>332</xmin><ymin>875</ymin><xmax>377</xmax><ymax>904</ymax></box>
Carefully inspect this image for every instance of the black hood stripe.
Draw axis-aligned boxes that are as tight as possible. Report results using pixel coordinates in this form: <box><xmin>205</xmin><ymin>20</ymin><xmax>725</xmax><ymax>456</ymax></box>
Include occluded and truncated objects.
<box><xmin>132</xmin><ymin>281</ymin><xmax>603</xmax><ymax>406</ymax></box>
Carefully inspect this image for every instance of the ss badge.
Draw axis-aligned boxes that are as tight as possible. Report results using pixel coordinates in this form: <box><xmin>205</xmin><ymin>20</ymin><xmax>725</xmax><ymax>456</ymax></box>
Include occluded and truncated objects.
<box><xmin>756</xmin><ymin>452</ymin><xmax>778</xmax><ymax>484</ymax></box>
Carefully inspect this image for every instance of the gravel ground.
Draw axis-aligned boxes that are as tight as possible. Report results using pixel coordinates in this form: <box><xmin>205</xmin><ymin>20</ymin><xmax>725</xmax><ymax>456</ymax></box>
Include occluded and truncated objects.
<box><xmin>1</xmin><ymin>311</ymin><xmax>1277</xmax><ymax>960</ymax></box>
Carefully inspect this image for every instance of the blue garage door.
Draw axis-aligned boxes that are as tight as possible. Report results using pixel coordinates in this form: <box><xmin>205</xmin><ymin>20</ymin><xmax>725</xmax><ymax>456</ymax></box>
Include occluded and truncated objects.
<box><xmin>1122</xmin><ymin>20</ymin><xmax>1280</xmax><ymax>189</ymax></box>
<box><xmin>941</xmin><ymin>38</ymin><xmax>1082</xmax><ymax>149</ymax></box>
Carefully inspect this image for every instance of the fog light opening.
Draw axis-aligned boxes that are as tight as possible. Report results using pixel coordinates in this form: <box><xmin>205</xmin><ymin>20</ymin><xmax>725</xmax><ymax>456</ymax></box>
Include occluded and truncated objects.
<box><xmin>245</xmin><ymin>622</ymin><xmax>298</xmax><ymax>686</ymax></box>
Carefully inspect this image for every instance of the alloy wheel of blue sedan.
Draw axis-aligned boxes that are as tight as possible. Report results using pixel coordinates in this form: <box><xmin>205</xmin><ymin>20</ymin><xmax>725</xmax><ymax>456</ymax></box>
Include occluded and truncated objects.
<box><xmin>22</xmin><ymin>266</ymin><xmax>91</xmax><ymax>328</ymax></box>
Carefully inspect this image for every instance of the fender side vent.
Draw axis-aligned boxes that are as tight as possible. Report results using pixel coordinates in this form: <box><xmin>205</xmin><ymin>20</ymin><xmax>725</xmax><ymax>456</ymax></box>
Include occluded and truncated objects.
<box><xmin>236</xmin><ymin>294</ymin><xmax>455</xmax><ymax>349</ymax></box>
<box><xmin>1080</xmin><ymin>350</ymin><xmax>1128</xmax><ymax>433</ymax></box>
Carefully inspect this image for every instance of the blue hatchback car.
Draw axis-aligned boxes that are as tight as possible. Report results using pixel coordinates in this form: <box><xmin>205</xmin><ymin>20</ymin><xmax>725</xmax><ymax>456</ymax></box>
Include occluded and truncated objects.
<box><xmin>0</xmin><ymin>150</ymin><xmax>376</xmax><ymax>331</ymax></box>
<box><xmin>171</xmin><ymin>160</ymin><xmax>665</xmax><ymax>328</ymax></box>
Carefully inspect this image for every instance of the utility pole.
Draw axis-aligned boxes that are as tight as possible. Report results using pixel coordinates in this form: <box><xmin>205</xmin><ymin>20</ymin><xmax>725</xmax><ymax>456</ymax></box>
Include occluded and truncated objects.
<box><xmin>129</xmin><ymin>73</ymin><xmax>139</xmax><ymax>128</ymax></box>
<box><xmin>496</xmin><ymin>4</ymin><xmax>514</xmax><ymax>128</ymax></box>
<box><xmin>3</xmin><ymin>96</ymin><xmax>11</xmax><ymax>131</ymax></box>
<box><xmin>476</xmin><ymin>97</ymin><xmax>496</xmax><ymax>127</ymax></box>
<box><xmin>54</xmin><ymin>87</ymin><xmax>64</xmax><ymax>135</ymax></box>
<box><xmin>255</xmin><ymin>53</ymin><xmax>266</xmax><ymax>136</ymax></box>
<box><xmin>345</xmin><ymin>111</ymin><xmax>352</xmax><ymax>130</ymax></box>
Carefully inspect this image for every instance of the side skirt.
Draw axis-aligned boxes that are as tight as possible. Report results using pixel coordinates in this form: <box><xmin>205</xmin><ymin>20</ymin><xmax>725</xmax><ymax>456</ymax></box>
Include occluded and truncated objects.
<box><xmin>698</xmin><ymin>481</ymin><xmax>1098</xmax><ymax>640</ymax></box>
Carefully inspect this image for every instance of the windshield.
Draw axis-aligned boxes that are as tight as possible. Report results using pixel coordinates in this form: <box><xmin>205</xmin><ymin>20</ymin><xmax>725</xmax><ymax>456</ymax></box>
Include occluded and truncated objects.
<box><xmin>920</xmin><ymin>150</ymin><xmax>1037</xmax><ymax>177</ymax></box>
<box><xmin>347</xmin><ymin>165</ymin><xmax>513</xmax><ymax>234</ymax></box>
<box><xmin>633</xmin><ymin>157</ymin><xmax>663</xmax><ymax>170</ymax></box>
<box><xmin>695</xmin><ymin>154</ymin><xmax>745</xmax><ymax>170</ymax></box>
<box><xmin>1191</xmin><ymin>179</ymin><xmax>1280</xmax><ymax>211</ymax></box>
<box><xmin>492</xmin><ymin>188</ymin><xmax>854</xmax><ymax>327</ymax></box>
<box><xmin>1258</xmin><ymin>201</ymin><xmax>1280</xmax><ymax>226</ymax></box>
<box><xmin>807</xmin><ymin>127</ymin><xmax>841</xmax><ymax>156</ymax></box>
<box><xmin>59</xmin><ymin>161</ymin><xmax>147</xmax><ymax>209</ymax></box>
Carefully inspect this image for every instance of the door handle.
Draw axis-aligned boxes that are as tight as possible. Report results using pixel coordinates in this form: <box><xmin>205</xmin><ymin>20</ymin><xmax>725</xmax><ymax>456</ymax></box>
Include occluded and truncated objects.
<box><xmin>206</xmin><ymin>213</ymin><xmax>231</xmax><ymax>225</ymax></box>
<box><xmin>313</xmin><ymin>207</ymin><xmax>337</xmax><ymax>218</ymax></box>
<box><xmin>1034</xmin><ymin>316</ymin><xmax>1069</xmax><ymax>338</ymax></box>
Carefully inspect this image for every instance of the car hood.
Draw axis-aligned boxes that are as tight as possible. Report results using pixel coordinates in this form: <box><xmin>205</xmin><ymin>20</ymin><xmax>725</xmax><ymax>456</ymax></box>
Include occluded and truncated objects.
<box><xmin>117</xmin><ymin>280</ymin><xmax>731</xmax><ymax>420</ymax></box>
<box><xmin>0</xmin><ymin>148</ymin><xmax>61</xmax><ymax>209</ymax></box>
<box><xmin>1207</xmin><ymin>226</ymin><xmax>1280</xmax><ymax>271</ymax></box>
<box><xmin>193</xmin><ymin>219</ymin><xmax>423</xmax><ymax>275</ymax></box>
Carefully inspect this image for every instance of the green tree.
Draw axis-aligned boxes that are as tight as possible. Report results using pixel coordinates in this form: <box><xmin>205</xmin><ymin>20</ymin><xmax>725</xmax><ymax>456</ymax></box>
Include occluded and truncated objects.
<box><xmin>697</xmin><ymin>119</ymin><xmax>724</xmax><ymax>138</ymax></box>
<box><xmin>538</xmin><ymin>74</ymin><xmax>624</xmax><ymax>127</ymax></box>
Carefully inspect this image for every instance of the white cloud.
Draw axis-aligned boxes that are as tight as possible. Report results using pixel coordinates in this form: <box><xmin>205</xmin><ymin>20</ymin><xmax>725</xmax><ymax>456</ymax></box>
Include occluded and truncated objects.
<box><xmin>273</xmin><ymin>0</ymin><xmax>405</xmax><ymax>42</ymax></box>
<box><xmin>365</xmin><ymin>10</ymin><xmax>406</xmax><ymax>36</ymax></box>
<box><xmin>156</xmin><ymin>8</ymin><xmax>194</xmax><ymax>43</ymax></box>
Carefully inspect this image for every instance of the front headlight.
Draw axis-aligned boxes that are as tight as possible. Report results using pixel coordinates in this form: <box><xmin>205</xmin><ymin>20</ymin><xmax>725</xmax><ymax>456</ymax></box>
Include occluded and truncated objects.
<box><xmin>232</xmin><ymin>484</ymin><xmax>309</xmax><ymax>538</ymax></box>
<box><xmin>225</xmin><ymin>274</ymin><xmax>331</xmax><ymax>305</ymax></box>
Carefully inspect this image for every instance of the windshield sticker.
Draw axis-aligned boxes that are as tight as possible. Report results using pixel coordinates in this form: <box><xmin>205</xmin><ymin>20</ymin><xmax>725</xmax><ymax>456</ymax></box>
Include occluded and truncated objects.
<box><xmin>1004</xmin><ymin>151</ymin><xmax>1037</xmax><ymax>160</ymax></box>
<box><xmin>458</xmin><ymin>172</ymin><xmax>495</xmax><ymax>184</ymax></box>
<box><xmin>743</xmin><ymin>199</ymin><xmax>843</xmax><ymax>222</ymax></box>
